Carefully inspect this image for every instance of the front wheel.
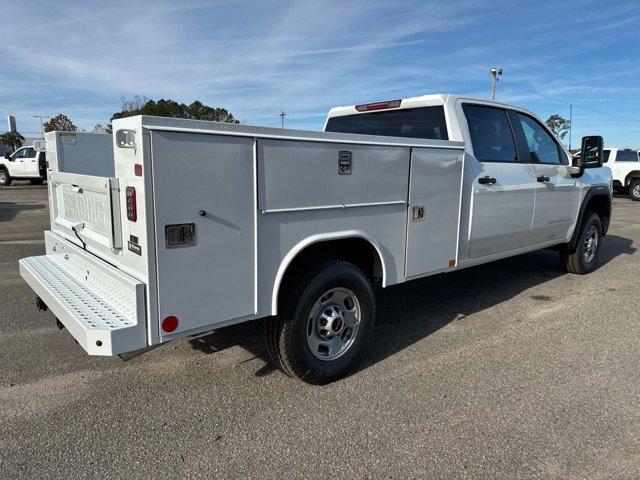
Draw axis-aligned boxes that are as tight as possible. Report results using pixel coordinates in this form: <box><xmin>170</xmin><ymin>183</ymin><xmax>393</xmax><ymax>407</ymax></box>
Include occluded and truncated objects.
<box><xmin>629</xmin><ymin>179</ymin><xmax>640</xmax><ymax>202</ymax></box>
<box><xmin>0</xmin><ymin>169</ymin><xmax>11</xmax><ymax>186</ymax></box>
<box><xmin>560</xmin><ymin>212</ymin><xmax>602</xmax><ymax>274</ymax></box>
<box><xmin>266</xmin><ymin>260</ymin><xmax>376</xmax><ymax>384</ymax></box>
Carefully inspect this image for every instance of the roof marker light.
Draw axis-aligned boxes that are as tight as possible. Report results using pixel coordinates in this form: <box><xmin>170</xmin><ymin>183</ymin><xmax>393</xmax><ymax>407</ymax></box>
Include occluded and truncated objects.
<box><xmin>355</xmin><ymin>99</ymin><xmax>402</xmax><ymax>112</ymax></box>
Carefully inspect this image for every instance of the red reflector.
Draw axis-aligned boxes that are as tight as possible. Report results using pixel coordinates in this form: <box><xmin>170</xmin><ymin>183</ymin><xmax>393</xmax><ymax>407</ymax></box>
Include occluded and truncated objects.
<box><xmin>134</xmin><ymin>164</ymin><xmax>143</xmax><ymax>176</ymax></box>
<box><xmin>162</xmin><ymin>316</ymin><xmax>179</xmax><ymax>332</ymax></box>
<box><xmin>355</xmin><ymin>99</ymin><xmax>402</xmax><ymax>112</ymax></box>
<box><xmin>126</xmin><ymin>186</ymin><xmax>137</xmax><ymax>222</ymax></box>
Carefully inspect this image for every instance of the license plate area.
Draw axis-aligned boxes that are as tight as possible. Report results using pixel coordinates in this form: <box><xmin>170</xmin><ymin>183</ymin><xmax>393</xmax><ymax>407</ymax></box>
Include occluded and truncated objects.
<box><xmin>50</xmin><ymin>172</ymin><xmax>122</xmax><ymax>251</ymax></box>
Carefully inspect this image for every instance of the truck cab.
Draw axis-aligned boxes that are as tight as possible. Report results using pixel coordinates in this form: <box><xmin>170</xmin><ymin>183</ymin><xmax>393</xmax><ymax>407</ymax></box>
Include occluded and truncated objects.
<box><xmin>0</xmin><ymin>145</ymin><xmax>46</xmax><ymax>185</ymax></box>
<box><xmin>603</xmin><ymin>147</ymin><xmax>640</xmax><ymax>201</ymax></box>
<box><xmin>325</xmin><ymin>94</ymin><xmax>611</xmax><ymax>263</ymax></box>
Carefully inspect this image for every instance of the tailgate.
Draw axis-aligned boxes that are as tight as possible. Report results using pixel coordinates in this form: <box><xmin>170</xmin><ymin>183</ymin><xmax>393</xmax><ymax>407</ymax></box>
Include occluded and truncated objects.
<box><xmin>49</xmin><ymin>171</ymin><xmax>123</xmax><ymax>253</ymax></box>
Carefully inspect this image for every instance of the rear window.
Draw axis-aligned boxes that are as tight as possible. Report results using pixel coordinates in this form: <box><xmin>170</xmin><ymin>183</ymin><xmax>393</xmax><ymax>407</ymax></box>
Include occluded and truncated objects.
<box><xmin>616</xmin><ymin>149</ymin><xmax>639</xmax><ymax>162</ymax></box>
<box><xmin>325</xmin><ymin>106</ymin><xmax>448</xmax><ymax>140</ymax></box>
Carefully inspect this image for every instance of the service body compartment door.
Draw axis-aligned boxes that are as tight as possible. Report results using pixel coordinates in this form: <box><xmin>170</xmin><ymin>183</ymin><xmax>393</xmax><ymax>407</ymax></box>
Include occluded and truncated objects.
<box><xmin>151</xmin><ymin>131</ymin><xmax>255</xmax><ymax>335</ymax></box>
<box><xmin>405</xmin><ymin>147</ymin><xmax>464</xmax><ymax>277</ymax></box>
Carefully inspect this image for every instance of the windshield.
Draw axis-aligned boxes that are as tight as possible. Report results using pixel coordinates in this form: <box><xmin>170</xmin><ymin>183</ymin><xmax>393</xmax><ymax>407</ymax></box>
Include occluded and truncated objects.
<box><xmin>325</xmin><ymin>106</ymin><xmax>449</xmax><ymax>140</ymax></box>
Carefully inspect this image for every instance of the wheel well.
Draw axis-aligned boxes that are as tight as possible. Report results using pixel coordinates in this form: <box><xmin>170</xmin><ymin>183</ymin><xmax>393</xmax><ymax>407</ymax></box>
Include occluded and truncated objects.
<box><xmin>584</xmin><ymin>194</ymin><xmax>611</xmax><ymax>235</ymax></box>
<box><xmin>625</xmin><ymin>171</ymin><xmax>640</xmax><ymax>186</ymax></box>
<box><xmin>275</xmin><ymin>237</ymin><xmax>383</xmax><ymax>313</ymax></box>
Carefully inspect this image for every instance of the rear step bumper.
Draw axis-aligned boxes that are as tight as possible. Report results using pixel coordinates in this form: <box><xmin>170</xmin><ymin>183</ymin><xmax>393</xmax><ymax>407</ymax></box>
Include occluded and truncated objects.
<box><xmin>19</xmin><ymin>231</ymin><xmax>147</xmax><ymax>356</ymax></box>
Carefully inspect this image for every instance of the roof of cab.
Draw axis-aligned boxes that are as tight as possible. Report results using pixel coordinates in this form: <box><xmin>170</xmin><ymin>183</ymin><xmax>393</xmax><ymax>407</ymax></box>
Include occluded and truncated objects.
<box><xmin>326</xmin><ymin>93</ymin><xmax>524</xmax><ymax>118</ymax></box>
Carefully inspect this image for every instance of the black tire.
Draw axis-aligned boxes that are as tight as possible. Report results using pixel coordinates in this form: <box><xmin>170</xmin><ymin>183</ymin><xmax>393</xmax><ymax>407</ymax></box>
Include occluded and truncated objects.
<box><xmin>29</xmin><ymin>178</ymin><xmax>44</xmax><ymax>185</ymax></box>
<box><xmin>629</xmin><ymin>179</ymin><xmax>640</xmax><ymax>202</ymax></box>
<box><xmin>266</xmin><ymin>260</ymin><xmax>376</xmax><ymax>384</ymax></box>
<box><xmin>560</xmin><ymin>212</ymin><xmax>602</xmax><ymax>274</ymax></box>
<box><xmin>0</xmin><ymin>169</ymin><xmax>11</xmax><ymax>186</ymax></box>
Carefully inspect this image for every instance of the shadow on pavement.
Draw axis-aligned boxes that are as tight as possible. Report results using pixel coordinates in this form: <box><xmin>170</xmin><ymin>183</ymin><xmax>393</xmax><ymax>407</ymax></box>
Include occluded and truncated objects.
<box><xmin>188</xmin><ymin>233</ymin><xmax>635</xmax><ymax>380</ymax></box>
<box><xmin>0</xmin><ymin>202</ymin><xmax>44</xmax><ymax>222</ymax></box>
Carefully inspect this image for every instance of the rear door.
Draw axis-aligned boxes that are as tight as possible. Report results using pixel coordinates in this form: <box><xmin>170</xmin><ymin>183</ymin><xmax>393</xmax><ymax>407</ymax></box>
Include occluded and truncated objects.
<box><xmin>511</xmin><ymin>111</ymin><xmax>580</xmax><ymax>243</ymax></box>
<box><xmin>462</xmin><ymin>103</ymin><xmax>535</xmax><ymax>258</ymax></box>
<box><xmin>151</xmin><ymin>130</ymin><xmax>255</xmax><ymax>336</ymax></box>
<box><xmin>23</xmin><ymin>147</ymin><xmax>39</xmax><ymax>176</ymax></box>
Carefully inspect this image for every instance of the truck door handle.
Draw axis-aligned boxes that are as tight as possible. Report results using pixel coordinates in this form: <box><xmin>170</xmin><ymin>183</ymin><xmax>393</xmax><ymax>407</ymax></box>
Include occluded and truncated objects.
<box><xmin>478</xmin><ymin>176</ymin><xmax>497</xmax><ymax>185</ymax></box>
<box><xmin>537</xmin><ymin>175</ymin><xmax>550</xmax><ymax>183</ymax></box>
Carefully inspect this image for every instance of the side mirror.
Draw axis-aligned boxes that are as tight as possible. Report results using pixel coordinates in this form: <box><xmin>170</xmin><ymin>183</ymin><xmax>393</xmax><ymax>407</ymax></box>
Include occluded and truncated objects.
<box><xmin>3</xmin><ymin>152</ymin><xmax>10</xmax><ymax>160</ymax></box>
<box><xmin>578</xmin><ymin>136</ymin><xmax>604</xmax><ymax>169</ymax></box>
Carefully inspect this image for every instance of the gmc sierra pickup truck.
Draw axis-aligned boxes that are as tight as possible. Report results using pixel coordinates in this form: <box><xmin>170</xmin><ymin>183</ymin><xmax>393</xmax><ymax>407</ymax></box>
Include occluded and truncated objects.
<box><xmin>19</xmin><ymin>94</ymin><xmax>611</xmax><ymax>383</ymax></box>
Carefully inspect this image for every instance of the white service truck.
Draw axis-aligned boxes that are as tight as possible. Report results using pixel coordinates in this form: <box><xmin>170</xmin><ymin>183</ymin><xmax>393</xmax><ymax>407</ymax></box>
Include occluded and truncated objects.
<box><xmin>603</xmin><ymin>147</ymin><xmax>640</xmax><ymax>201</ymax></box>
<box><xmin>0</xmin><ymin>145</ymin><xmax>46</xmax><ymax>185</ymax></box>
<box><xmin>19</xmin><ymin>94</ymin><xmax>612</xmax><ymax>383</ymax></box>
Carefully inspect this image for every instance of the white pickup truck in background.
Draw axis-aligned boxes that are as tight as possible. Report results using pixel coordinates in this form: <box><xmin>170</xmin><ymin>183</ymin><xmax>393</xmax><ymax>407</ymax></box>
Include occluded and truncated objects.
<box><xmin>604</xmin><ymin>147</ymin><xmax>640</xmax><ymax>201</ymax></box>
<box><xmin>0</xmin><ymin>145</ymin><xmax>46</xmax><ymax>185</ymax></box>
<box><xmin>19</xmin><ymin>94</ymin><xmax>612</xmax><ymax>383</ymax></box>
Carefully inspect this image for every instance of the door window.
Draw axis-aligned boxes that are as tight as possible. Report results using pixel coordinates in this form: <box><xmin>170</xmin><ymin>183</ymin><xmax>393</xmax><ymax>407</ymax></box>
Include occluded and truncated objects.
<box><xmin>11</xmin><ymin>148</ymin><xmax>30</xmax><ymax>159</ymax></box>
<box><xmin>516</xmin><ymin>114</ymin><xmax>562</xmax><ymax>164</ymax></box>
<box><xmin>463</xmin><ymin>105</ymin><xmax>517</xmax><ymax>162</ymax></box>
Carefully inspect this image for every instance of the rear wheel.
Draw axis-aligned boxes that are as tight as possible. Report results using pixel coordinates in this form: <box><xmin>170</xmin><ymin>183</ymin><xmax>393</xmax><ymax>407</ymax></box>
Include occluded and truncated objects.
<box><xmin>0</xmin><ymin>169</ymin><xmax>11</xmax><ymax>186</ymax></box>
<box><xmin>266</xmin><ymin>260</ymin><xmax>376</xmax><ymax>384</ymax></box>
<box><xmin>629</xmin><ymin>179</ymin><xmax>640</xmax><ymax>201</ymax></box>
<box><xmin>560</xmin><ymin>212</ymin><xmax>602</xmax><ymax>274</ymax></box>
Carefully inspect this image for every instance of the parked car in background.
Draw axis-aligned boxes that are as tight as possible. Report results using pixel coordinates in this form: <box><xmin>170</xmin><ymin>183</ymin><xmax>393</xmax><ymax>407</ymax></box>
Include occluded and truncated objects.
<box><xmin>604</xmin><ymin>147</ymin><xmax>640</xmax><ymax>201</ymax></box>
<box><xmin>0</xmin><ymin>145</ymin><xmax>46</xmax><ymax>185</ymax></box>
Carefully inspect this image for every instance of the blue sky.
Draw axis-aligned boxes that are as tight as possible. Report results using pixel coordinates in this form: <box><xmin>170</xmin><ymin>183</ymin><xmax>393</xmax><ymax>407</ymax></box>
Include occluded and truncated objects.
<box><xmin>2</xmin><ymin>0</ymin><xmax>639</xmax><ymax>146</ymax></box>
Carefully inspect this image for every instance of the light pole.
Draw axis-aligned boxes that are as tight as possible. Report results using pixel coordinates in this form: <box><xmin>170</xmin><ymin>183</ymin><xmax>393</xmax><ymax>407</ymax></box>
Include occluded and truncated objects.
<box><xmin>490</xmin><ymin>68</ymin><xmax>503</xmax><ymax>100</ymax></box>
<box><xmin>279</xmin><ymin>110</ymin><xmax>286</xmax><ymax>128</ymax></box>
<box><xmin>33</xmin><ymin>115</ymin><xmax>50</xmax><ymax>138</ymax></box>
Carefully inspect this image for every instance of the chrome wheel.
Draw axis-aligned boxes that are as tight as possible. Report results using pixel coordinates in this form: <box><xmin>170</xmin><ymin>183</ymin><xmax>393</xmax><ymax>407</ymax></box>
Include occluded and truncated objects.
<box><xmin>307</xmin><ymin>287</ymin><xmax>361</xmax><ymax>361</ymax></box>
<box><xmin>632</xmin><ymin>184</ymin><xmax>640</xmax><ymax>199</ymax></box>
<box><xmin>0</xmin><ymin>171</ymin><xmax>6</xmax><ymax>184</ymax></box>
<box><xmin>583</xmin><ymin>225</ymin><xmax>598</xmax><ymax>263</ymax></box>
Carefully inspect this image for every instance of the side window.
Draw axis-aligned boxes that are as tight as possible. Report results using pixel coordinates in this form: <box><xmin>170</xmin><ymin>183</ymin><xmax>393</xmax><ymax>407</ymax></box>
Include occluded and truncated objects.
<box><xmin>11</xmin><ymin>148</ymin><xmax>27</xmax><ymax>159</ymax></box>
<box><xmin>463</xmin><ymin>104</ymin><xmax>517</xmax><ymax>162</ymax></box>
<box><xmin>26</xmin><ymin>147</ymin><xmax>36</xmax><ymax>158</ymax></box>
<box><xmin>516</xmin><ymin>113</ymin><xmax>561</xmax><ymax>165</ymax></box>
<box><xmin>603</xmin><ymin>150</ymin><xmax>611</xmax><ymax>163</ymax></box>
<box><xmin>616</xmin><ymin>150</ymin><xmax>639</xmax><ymax>162</ymax></box>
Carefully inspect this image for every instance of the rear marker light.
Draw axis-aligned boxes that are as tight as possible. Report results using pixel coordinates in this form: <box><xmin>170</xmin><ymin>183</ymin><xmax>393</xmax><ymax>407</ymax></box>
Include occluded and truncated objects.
<box><xmin>126</xmin><ymin>186</ymin><xmax>137</xmax><ymax>222</ymax></box>
<box><xmin>355</xmin><ymin>99</ymin><xmax>402</xmax><ymax>112</ymax></box>
<box><xmin>134</xmin><ymin>164</ymin><xmax>143</xmax><ymax>176</ymax></box>
<box><xmin>162</xmin><ymin>316</ymin><xmax>179</xmax><ymax>332</ymax></box>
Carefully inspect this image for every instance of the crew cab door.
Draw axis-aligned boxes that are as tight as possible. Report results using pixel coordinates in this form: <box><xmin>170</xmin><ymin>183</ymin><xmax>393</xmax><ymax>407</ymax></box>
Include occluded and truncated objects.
<box><xmin>9</xmin><ymin>147</ymin><xmax>31</xmax><ymax>175</ymax></box>
<box><xmin>462</xmin><ymin>103</ymin><xmax>535</xmax><ymax>258</ymax></box>
<box><xmin>511</xmin><ymin>112</ymin><xmax>580</xmax><ymax>243</ymax></box>
<box><xmin>22</xmin><ymin>147</ymin><xmax>39</xmax><ymax>176</ymax></box>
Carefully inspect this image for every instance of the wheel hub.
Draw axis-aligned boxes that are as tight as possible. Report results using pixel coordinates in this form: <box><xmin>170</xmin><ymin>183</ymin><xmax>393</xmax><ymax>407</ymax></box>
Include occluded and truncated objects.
<box><xmin>306</xmin><ymin>287</ymin><xmax>361</xmax><ymax>361</ymax></box>
<box><xmin>583</xmin><ymin>226</ymin><xmax>598</xmax><ymax>263</ymax></box>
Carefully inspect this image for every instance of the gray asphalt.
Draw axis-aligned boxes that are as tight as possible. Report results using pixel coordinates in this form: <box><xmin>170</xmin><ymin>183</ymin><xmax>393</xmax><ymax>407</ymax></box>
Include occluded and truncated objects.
<box><xmin>1</xmin><ymin>182</ymin><xmax>639</xmax><ymax>479</ymax></box>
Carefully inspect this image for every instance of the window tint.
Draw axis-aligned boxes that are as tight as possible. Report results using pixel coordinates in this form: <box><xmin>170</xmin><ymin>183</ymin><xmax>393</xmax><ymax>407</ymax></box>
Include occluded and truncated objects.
<box><xmin>11</xmin><ymin>148</ymin><xmax>28</xmax><ymax>159</ymax></box>
<box><xmin>616</xmin><ymin>149</ymin><xmax>639</xmax><ymax>162</ymax></box>
<box><xmin>603</xmin><ymin>150</ymin><xmax>610</xmax><ymax>163</ymax></box>
<box><xmin>325</xmin><ymin>106</ymin><xmax>448</xmax><ymax>140</ymax></box>
<box><xmin>516</xmin><ymin>113</ymin><xmax>561</xmax><ymax>164</ymax></box>
<box><xmin>463</xmin><ymin>105</ymin><xmax>517</xmax><ymax>162</ymax></box>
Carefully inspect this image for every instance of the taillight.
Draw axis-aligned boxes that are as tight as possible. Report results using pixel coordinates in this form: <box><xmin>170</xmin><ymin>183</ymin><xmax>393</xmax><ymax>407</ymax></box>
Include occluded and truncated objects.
<box><xmin>162</xmin><ymin>316</ymin><xmax>179</xmax><ymax>332</ymax></box>
<box><xmin>355</xmin><ymin>99</ymin><xmax>402</xmax><ymax>112</ymax></box>
<box><xmin>126</xmin><ymin>186</ymin><xmax>137</xmax><ymax>221</ymax></box>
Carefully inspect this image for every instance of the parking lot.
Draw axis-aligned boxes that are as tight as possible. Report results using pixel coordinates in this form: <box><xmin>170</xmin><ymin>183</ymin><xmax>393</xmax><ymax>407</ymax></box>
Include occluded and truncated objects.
<box><xmin>1</xmin><ymin>182</ymin><xmax>639</xmax><ymax>479</ymax></box>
